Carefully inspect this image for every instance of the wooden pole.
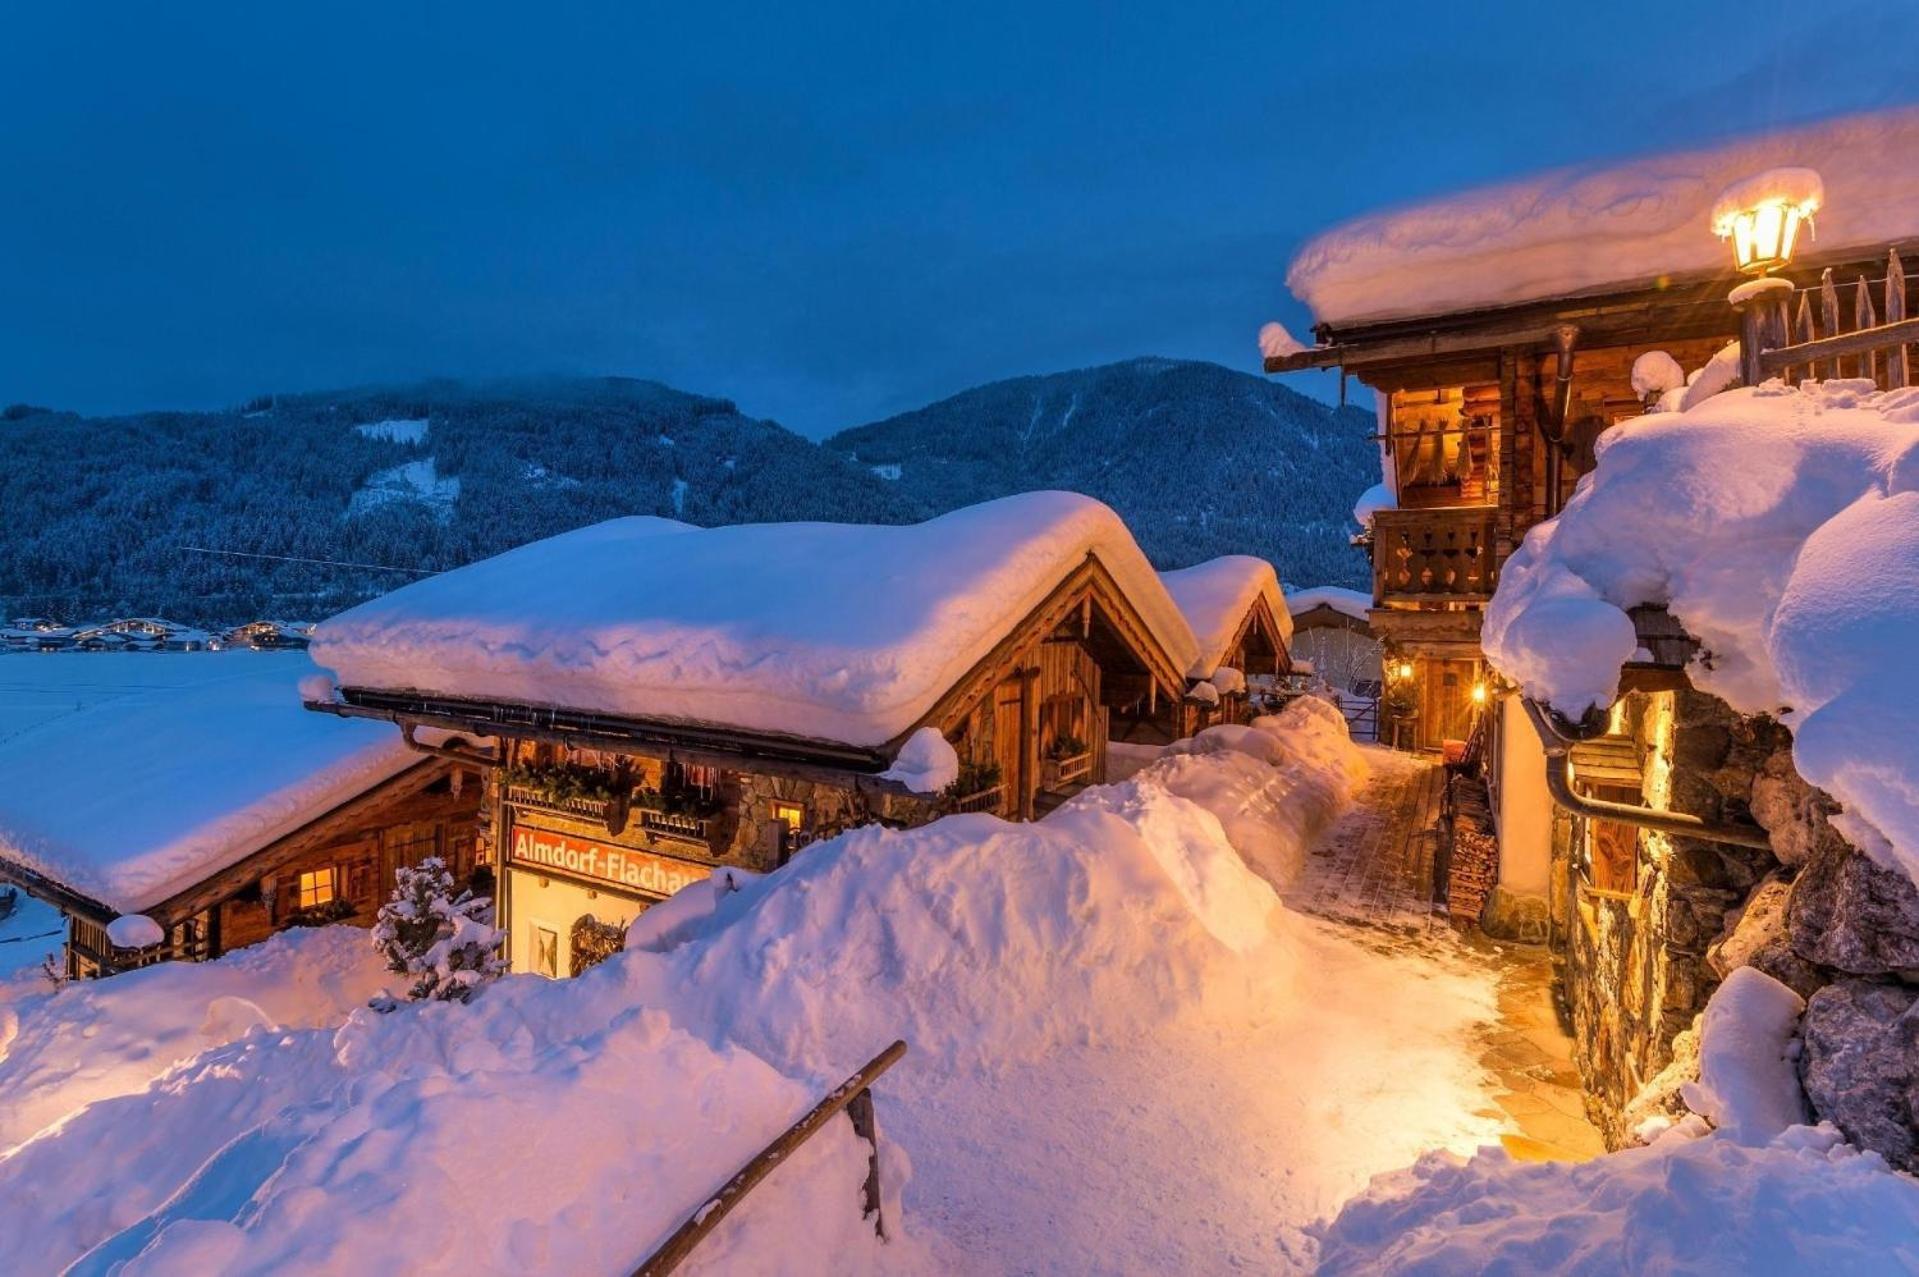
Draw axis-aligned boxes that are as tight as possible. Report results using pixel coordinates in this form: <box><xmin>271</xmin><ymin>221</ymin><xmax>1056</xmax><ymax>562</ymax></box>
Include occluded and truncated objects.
<box><xmin>632</xmin><ymin>1040</ymin><xmax>909</xmax><ymax>1277</ymax></box>
<box><xmin>1855</xmin><ymin>277</ymin><xmax>1879</xmax><ymax>383</ymax></box>
<box><xmin>1888</xmin><ymin>249</ymin><xmax>1909</xmax><ymax>390</ymax></box>
<box><xmin>1819</xmin><ymin>268</ymin><xmax>1841</xmax><ymax>381</ymax></box>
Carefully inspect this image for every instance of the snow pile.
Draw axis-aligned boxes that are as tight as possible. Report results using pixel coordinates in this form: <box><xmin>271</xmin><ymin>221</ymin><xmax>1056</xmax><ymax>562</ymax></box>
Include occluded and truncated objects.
<box><xmin>1159</xmin><ymin>554</ymin><xmax>1290</xmax><ymax>679</ymax></box>
<box><xmin>0</xmin><ymin>659</ymin><xmax>421</xmax><ymax>912</ymax></box>
<box><xmin>1258</xmin><ymin>319</ymin><xmax>1308</xmax><ymax>360</ymax></box>
<box><xmin>1681</xmin><ymin>967</ymin><xmax>1808</xmax><ymax>1146</ymax></box>
<box><xmin>1317</xmin><ymin>1121</ymin><xmax>1919</xmax><ymax>1275</ymax></box>
<box><xmin>1144</xmin><ymin>698</ymin><xmax>1369</xmax><ymax>888</ymax></box>
<box><xmin>1709</xmin><ymin>166</ymin><xmax>1824</xmax><ymax>233</ymax></box>
<box><xmin>106</xmin><ymin>915</ymin><xmax>164</xmax><ymax>949</ymax></box>
<box><xmin>0</xmin><ymin>704</ymin><xmax>1501</xmax><ymax>1274</ymax></box>
<box><xmin>1290</xmin><ymin>106</ymin><xmax>1919</xmax><ymax>325</ymax></box>
<box><xmin>1352</xmin><ymin>480</ymin><xmax>1395</xmax><ymax>525</ymax></box>
<box><xmin>1485</xmin><ymin>380</ymin><xmax>1919</xmax><ymax>881</ymax></box>
<box><xmin>0</xmin><ymin>926</ymin><xmax>387</xmax><ymax>1156</ymax></box>
<box><xmin>315</xmin><ymin>492</ymin><xmax>1199</xmax><ymax>748</ymax></box>
<box><xmin>877</xmin><ymin>726</ymin><xmax>959</xmax><ymax>794</ymax></box>
<box><xmin>1630</xmin><ymin>349</ymin><xmax>1686</xmax><ymax>400</ymax></box>
<box><xmin>1288</xmin><ymin>584</ymin><xmax>1373</xmax><ymax>623</ymax></box>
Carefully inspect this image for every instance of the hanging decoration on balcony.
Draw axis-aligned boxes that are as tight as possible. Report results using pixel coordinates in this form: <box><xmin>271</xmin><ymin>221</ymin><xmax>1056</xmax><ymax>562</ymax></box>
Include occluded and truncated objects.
<box><xmin>1711</xmin><ymin>167</ymin><xmax>1822</xmax><ymax>276</ymax></box>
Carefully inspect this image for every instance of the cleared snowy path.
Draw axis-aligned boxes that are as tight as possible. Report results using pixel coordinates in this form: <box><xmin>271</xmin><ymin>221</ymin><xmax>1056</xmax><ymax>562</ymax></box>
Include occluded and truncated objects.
<box><xmin>1285</xmin><ymin>747</ymin><xmax>1604</xmax><ymax>1164</ymax></box>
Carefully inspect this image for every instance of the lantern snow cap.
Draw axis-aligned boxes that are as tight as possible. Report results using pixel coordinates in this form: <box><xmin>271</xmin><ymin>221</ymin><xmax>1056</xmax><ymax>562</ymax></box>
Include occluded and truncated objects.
<box><xmin>1711</xmin><ymin>166</ymin><xmax>1823</xmax><ymax>275</ymax></box>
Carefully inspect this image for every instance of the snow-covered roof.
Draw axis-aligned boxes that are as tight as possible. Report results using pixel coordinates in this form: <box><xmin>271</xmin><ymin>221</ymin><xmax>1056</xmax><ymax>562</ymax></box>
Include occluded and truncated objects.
<box><xmin>0</xmin><ymin>659</ymin><xmax>420</xmax><ymax>913</ymax></box>
<box><xmin>1287</xmin><ymin>585</ymin><xmax>1372</xmax><ymax>625</ymax></box>
<box><xmin>313</xmin><ymin>492</ymin><xmax>1199</xmax><ymax>749</ymax></box>
<box><xmin>1290</xmin><ymin>106</ymin><xmax>1919</xmax><ymax>327</ymax></box>
<box><xmin>1485</xmin><ymin>378</ymin><xmax>1919</xmax><ymax>887</ymax></box>
<box><xmin>1158</xmin><ymin>555</ymin><xmax>1291</xmax><ymax>680</ymax></box>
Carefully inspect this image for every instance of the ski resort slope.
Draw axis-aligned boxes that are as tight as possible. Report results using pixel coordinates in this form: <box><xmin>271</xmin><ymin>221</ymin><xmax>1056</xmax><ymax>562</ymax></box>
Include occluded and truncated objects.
<box><xmin>0</xmin><ymin>698</ymin><xmax>1507</xmax><ymax>1274</ymax></box>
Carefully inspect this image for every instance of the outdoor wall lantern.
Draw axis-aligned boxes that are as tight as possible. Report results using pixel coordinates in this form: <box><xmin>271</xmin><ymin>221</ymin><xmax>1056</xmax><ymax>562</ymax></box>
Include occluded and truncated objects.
<box><xmin>1471</xmin><ymin>681</ymin><xmax>1488</xmax><ymax>705</ymax></box>
<box><xmin>1711</xmin><ymin>167</ymin><xmax>1823</xmax><ymax>275</ymax></box>
<box><xmin>1393</xmin><ymin>659</ymin><xmax>1414</xmax><ymax>682</ymax></box>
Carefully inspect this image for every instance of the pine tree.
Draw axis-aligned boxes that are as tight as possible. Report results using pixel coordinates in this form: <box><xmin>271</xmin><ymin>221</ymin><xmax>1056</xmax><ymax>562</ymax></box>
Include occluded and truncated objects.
<box><xmin>372</xmin><ymin>856</ymin><xmax>505</xmax><ymax>1003</ymax></box>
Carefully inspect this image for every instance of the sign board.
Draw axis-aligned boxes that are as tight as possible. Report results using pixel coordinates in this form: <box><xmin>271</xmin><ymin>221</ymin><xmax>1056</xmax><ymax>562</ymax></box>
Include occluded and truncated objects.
<box><xmin>509</xmin><ymin>823</ymin><xmax>712</xmax><ymax>899</ymax></box>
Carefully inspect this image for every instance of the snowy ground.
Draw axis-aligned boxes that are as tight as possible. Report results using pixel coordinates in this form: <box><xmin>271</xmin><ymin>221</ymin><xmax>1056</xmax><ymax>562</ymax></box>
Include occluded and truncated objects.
<box><xmin>0</xmin><ymin>695</ymin><xmax>1910</xmax><ymax>1272</ymax></box>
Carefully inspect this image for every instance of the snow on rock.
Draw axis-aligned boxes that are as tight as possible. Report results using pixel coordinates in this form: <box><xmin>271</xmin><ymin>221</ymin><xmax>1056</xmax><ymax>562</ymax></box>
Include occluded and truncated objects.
<box><xmin>0</xmin><ymin>925</ymin><xmax>387</xmax><ymax>1157</ymax></box>
<box><xmin>1258</xmin><ymin>319</ymin><xmax>1308</xmax><ymax>360</ymax></box>
<box><xmin>1352</xmin><ymin>480</ymin><xmax>1395</xmax><ymax>526</ymax></box>
<box><xmin>106</xmin><ymin>915</ymin><xmax>164</xmax><ymax>949</ymax></box>
<box><xmin>0</xmin><ymin>658</ymin><xmax>420</xmax><ymax>913</ymax></box>
<box><xmin>1680</xmin><ymin>967</ymin><xmax>1809</xmax><ymax>1145</ymax></box>
<box><xmin>1630</xmin><ymin>349</ymin><xmax>1686</xmax><ymax>399</ymax></box>
<box><xmin>878</xmin><ymin>725</ymin><xmax>960</xmax><ymax>794</ymax></box>
<box><xmin>1485</xmin><ymin>380</ymin><xmax>1919</xmax><ymax>882</ymax></box>
<box><xmin>1288</xmin><ymin>584</ymin><xmax>1373</xmax><ymax>623</ymax></box>
<box><xmin>1290</xmin><ymin>106</ymin><xmax>1919</xmax><ymax>326</ymax></box>
<box><xmin>1158</xmin><ymin>554</ymin><xmax>1289</xmax><ymax>680</ymax></box>
<box><xmin>1316</xmin><ymin>1123</ymin><xmax>1919</xmax><ymax>1276</ymax></box>
<box><xmin>316</xmin><ymin>493</ymin><xmax>1199</xmax><ymax>748</ymax></box>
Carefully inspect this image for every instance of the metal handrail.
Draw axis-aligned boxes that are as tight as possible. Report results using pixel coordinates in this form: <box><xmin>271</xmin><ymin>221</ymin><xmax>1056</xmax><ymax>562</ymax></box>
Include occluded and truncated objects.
<box><xmin>631</xmin><ymin>1040</ymin><xmax>909</xmax><ymax>1277</ymax></box>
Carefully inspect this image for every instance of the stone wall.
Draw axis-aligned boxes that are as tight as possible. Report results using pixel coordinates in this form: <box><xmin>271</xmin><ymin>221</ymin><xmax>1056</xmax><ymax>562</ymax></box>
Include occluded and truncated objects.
<box><xmin>1552</xmin><ymin>685</ymin><xmax>1919</xmax><ymax>1167</ymax></box>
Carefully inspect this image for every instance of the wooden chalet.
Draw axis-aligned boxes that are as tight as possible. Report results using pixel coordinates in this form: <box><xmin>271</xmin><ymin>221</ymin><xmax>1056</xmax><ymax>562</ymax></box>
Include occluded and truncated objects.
<box><xmin>1268</xmin><ymin>109</ymin><xmax>1919</xmax><ymax>753</ymax></box>
<box><xmin>0</xmin><ymin>663</ymin><xmax>481</xmax><ymax>977</ymax></box>
<box><xmin>306</xmin><ymin>494</ymin><xmax>1198</xmax><ymax>978</ymax></box>
<box><xmin>1154</xmin><ymin>555</ymin><xmax>1293</xmax><ymax>735</ymax></box>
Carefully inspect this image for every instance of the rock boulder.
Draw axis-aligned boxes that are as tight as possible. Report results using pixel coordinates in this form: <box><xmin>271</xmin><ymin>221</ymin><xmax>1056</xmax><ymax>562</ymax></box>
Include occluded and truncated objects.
<box><xmin>1788</xmin><ymin>838</ymin><xmax>1919</xmax><ymax>976</ymax></box>
<box><xmin>1799</xmin><ymin>980</ymin><xmax>1919</xmax><ymax>1171</ymax></box>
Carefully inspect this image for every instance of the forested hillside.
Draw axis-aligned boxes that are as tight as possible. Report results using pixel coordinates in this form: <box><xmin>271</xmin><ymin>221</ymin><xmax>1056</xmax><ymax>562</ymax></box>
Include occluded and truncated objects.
<box><xmin>0</xmin><ymin>378</ymin><xmax>913</xmax><ymax>623</ymax></box>
<box><xmin>0</xmin><ymin>363</ymin><xmax>1374</xmax><ymax>625</ymax></box>
<box><xmin>827</xmin><ymin>357</ymin><xmax>1374</xmax><ymax>588</ymax></box>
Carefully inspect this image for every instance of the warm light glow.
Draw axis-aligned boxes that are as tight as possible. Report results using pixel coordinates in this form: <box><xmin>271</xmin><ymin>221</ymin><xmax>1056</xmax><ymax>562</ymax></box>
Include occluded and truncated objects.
<box><xmin>1471</xmin><ymin>682</ymin><xmax>1487</xmax><ymax>705</ymax></box>
<box><xmin>1394</xmin><ymin>660</ymin><xmax>1414</xmax><ymax>681</ymax></box>
<box><xmin>1711</xmin><ymin>168</ymin><xmax>1822</xmax><ymax>276</ymax></box>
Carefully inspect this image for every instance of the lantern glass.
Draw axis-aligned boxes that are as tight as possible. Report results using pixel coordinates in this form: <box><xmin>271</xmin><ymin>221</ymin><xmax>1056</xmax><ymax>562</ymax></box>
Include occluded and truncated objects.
<box><xmin>1727</xmin><ymin>200</ymin><xmax>1807</xmax><ymax>274</ymax></box>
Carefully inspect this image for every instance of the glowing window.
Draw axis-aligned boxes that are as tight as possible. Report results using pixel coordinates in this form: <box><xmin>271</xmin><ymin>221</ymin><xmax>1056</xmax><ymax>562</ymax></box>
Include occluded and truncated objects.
<box><xmin>772</xmin><ymin>801</ymin><xmax>805</xmax><ymax>833</ymax></box>
<box><xmin>295</xmin><ymin>867</ymin><xmax>338</xmax><ymax>910</ymax></box>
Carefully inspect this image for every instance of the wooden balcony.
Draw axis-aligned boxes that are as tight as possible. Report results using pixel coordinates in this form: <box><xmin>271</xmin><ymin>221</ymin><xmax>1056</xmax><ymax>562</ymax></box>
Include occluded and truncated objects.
<box><xmin>639</xmin><ymin>808</ymin><xmax>712</xmax><ymax>843</ymax></box>
<box><xmin>1373</xmin><ymin>506</ymin><xmax>1500</xmax><ymax>603</ymax></box>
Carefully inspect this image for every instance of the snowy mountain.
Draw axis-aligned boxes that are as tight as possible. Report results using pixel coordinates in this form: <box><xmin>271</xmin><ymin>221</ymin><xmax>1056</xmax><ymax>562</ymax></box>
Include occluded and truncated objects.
<box><xmin>0</xmin><ymin>377</ymin><xmax>916</xmax><ymax>624</ymax></box>
<box><xmin>827</xmin><ymin>357</ymin><xmax>1374</xmax><ymax>589</ymax></box>
<box><xmin>0</xmin><ymin>363</ymin><xmax>1373</xmax><ymax>624</ymax></box>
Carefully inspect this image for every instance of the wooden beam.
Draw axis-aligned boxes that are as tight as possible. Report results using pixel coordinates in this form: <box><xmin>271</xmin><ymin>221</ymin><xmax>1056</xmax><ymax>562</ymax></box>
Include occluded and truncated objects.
<box><xmin>1757</xmin><ymin>317</ymin><xmax>1919</xmax><ymax>378</ymax></box>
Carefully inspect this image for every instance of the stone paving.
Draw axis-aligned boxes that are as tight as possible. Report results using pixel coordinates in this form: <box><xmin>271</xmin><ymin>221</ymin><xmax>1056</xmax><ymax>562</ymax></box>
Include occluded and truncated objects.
<box><xmin>1286</xmin><ymin>746</ymin><xmax>1606</xmax><ymax>1162</ymax></box>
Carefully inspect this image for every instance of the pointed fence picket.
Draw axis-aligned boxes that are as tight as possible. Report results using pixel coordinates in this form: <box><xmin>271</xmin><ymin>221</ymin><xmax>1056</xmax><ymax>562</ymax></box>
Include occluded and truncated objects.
<box><xmin>1737</xmin><ymin>248</ymin><xmax>1919</xmax><ymax>389</ymax></box>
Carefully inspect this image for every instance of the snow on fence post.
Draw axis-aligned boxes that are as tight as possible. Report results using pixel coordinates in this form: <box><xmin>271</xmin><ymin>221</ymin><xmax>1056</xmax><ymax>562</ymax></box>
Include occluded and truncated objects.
<box><xmin>1744</xmin><ymin>248</ymin><xmax>1918</xmax><ymax>390</ymax></box>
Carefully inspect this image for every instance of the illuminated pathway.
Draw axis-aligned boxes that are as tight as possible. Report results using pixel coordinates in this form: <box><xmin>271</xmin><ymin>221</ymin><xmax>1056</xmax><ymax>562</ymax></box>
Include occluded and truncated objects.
<box><xmin>1287</xmin><ymin>747</ymin><xmax>1605</xmax><ymax>1162</ymax></box>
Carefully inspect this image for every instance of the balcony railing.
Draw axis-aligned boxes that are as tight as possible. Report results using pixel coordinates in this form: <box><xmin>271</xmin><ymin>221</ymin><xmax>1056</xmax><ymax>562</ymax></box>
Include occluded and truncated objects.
<box><xmin>640</xmin><ymin>809</ymin><xmax>713</xmax><ymax>843</ymax></box>
<box><xmin>1373</xmin><ymin>506</ymin><xmax>1500</xmax><ymax>602</ymax></box>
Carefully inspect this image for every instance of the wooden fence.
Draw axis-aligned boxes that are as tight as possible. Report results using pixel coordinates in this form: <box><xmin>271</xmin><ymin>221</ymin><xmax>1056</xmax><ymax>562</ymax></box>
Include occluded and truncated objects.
<box><xmin>632</xmin><ymin>1040</ymin><xmax>908</xmax><ymax>1277</ymax></box>
<box><xmin>1737</xmin><ymin>248</ymin><xmax>1919</xmax><ymax>389</ymax></box>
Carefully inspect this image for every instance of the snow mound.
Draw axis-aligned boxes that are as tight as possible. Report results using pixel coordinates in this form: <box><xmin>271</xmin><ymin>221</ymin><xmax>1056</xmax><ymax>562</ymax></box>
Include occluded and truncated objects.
<box><xmin>1710</xmin><ymin>166</ymin><xmax>1824</xmax><ymax>232</ymax></box>
<box><xmin>1630</xmin><ymin>350</ymin><xmax>1685</xmax><ymax>399</ymax></box>
<box><xmin>1317</xmin><ymin>1123</ymin><xmax>1919</xmax><ymax>1276</ymax></box>
<box><xmin>1288</xmin><ymin>584</ymin><xmax>1372</xmax><ymax>623</ymax></box>
<box><xmin>1352</xmin><ymin>480</ymin><xmax>1395</xmax><ymax>526</ymax></box>
<box><xmin>106</xmin><ymin>915</ymin><xmax>164</xmax><ymax>948</ymax></box>
<box><xmin>878</xmin><ymin>725</ymin><xmax>959</xmax><ymax>794</ymax></box>
<box><xmin>1258</xmin><ymin>320</ymin><xmax>1307</xmax><ymax>360</ymax></box>
<box><xmin>1290</xmin><ymin>106</ymin><xmax>1919</xmax><ymax>326</ymax></box>
<box><xmin>1681</xmin><ymin>967</ymin><xmax>1808</xmax><ymax>1145</ymax></box>
<box><xmin>0</xmin><ymin>926</ymin><xmax>387</xmax><ymax>1157</ymax></box>
<box><xmin>315</xmin><ymin>492</ymin><xmax>1199</xmax><ymax>748</ymax></box>
<box><xmin>1485</xmin><ymin>381</ymin><xmax>1919</xmax><ymax>883</ymax></box>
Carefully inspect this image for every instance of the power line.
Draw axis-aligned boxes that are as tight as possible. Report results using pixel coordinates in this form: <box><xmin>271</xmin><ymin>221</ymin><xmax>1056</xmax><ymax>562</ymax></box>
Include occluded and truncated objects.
<box><xmin>177</xmin><ymin>546</ymin><xmax>436</xmax><ymax>577</ymax></box>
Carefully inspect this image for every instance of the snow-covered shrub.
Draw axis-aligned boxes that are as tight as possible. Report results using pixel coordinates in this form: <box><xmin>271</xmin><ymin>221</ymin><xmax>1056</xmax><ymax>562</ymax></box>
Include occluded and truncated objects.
<box><xmin>372</xmin><ymin>856</ymin><xmax>504</xmax><ymax>1003</ymax></box>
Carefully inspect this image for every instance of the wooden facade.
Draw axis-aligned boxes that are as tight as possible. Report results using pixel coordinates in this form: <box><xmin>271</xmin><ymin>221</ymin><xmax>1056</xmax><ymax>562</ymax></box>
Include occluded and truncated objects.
<box><xmin>5</xmin><ymin>757</ymin><xmax>483</xmax><ymax>979</ymax></box>
<box><xmin>1273</xmin><ymin>245</ymin><xmax>1915</xmax><ymax>752</ymax></box>
<box><xmin>328</xmin><ymin>555</ymin><xmax>1192</xmax><ymax>976</ymax></box>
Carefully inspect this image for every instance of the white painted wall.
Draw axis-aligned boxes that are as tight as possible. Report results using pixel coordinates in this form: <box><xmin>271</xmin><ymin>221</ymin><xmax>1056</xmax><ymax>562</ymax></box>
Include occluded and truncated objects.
<box><xmin>506</xmin><ymin>867</ymin><xmax>653</xmax><ymax>979</ymax></box>
<box><xmin>1489</xmin><ymin>694</ymin><xmax>1553</xmax><ymax>897</ymax></box>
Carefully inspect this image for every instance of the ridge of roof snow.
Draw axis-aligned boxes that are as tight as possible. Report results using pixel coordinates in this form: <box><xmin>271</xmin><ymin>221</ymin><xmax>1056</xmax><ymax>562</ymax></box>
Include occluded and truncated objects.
<box><xmin>1158</xmin><ymin>555</ymin><xmax>1290</xmax><ymax>680</ymax></box>
<box><xmin>1289</xmin><ymin>106</ymin><xmax>1919</xmax><ymax>327</ymax></box>
<box><xmin>312</xmin><ymin>492</ymin><xmax>1200</xmax><ymax>749</ymax></box>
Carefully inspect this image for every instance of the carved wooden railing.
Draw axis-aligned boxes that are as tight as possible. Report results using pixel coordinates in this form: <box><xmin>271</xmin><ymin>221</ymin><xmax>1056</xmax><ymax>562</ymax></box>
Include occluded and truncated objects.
<box><xmin>631</xmin><ymin>1040</ymin><xmax>908</xmax><ymax>1277</ymax></box>
<box><xmin>1372</xmin><ymin>506</ymin><xmax>1500</xmax><ymax>603</ymax></box>
<box><xmin>1051</xmin><ymin>752</ymin><xmax>1095</xmax><ymax>785</ymax></box>
<box><xmin>948</xmin><ymin>783</ymin><xmax>1005</xmax><ymax>815</ymax></box>
<box><xmin>639</xmin><ymin>809</ymin><xmax>711</xmax><ymax>842</ymax></box>
<box><xmin>505</xmin><ymin>786</ymin><xmax>618</xmax><ymax>824</ymax></box>
<box><xmin>1737</xmin><ymin>248</ymin><xmax>1919</xmax><ymax>389</ymax></box>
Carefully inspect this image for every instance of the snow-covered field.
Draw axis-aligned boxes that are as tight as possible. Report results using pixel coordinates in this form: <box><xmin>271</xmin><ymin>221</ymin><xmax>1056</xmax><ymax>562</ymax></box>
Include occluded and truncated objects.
<box><xmin>0</xmin><ymin>698</ymin><xmax>1512</xmax><ymax>1274</ymax></box>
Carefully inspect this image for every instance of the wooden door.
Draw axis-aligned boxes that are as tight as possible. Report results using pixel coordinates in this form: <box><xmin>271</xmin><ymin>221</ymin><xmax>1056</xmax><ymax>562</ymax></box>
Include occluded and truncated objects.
<box><xmin>1419</xmin><ymin>660</ymin><xmax>1478</xmax><ymax>750</ymax></box>
<box><xmin>993</xmin><ymin>679</ymin><xmax>1024</xmax><ymax>815</ymax></box>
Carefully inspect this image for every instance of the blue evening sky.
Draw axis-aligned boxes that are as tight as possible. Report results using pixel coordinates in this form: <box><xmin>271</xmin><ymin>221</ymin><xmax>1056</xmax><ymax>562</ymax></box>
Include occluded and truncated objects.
<box><xmin>4</xmin><ymin>1</ymin><xmax>1916</xmax><ymax>436</ymax></box>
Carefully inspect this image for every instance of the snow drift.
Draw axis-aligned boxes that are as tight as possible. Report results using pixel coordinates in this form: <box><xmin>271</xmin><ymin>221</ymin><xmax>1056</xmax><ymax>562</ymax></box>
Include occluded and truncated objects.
<box><xmin>1485</xmin><ymin>379</ymin><xmax>1919</xmax><ymax>885</ymax></box>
